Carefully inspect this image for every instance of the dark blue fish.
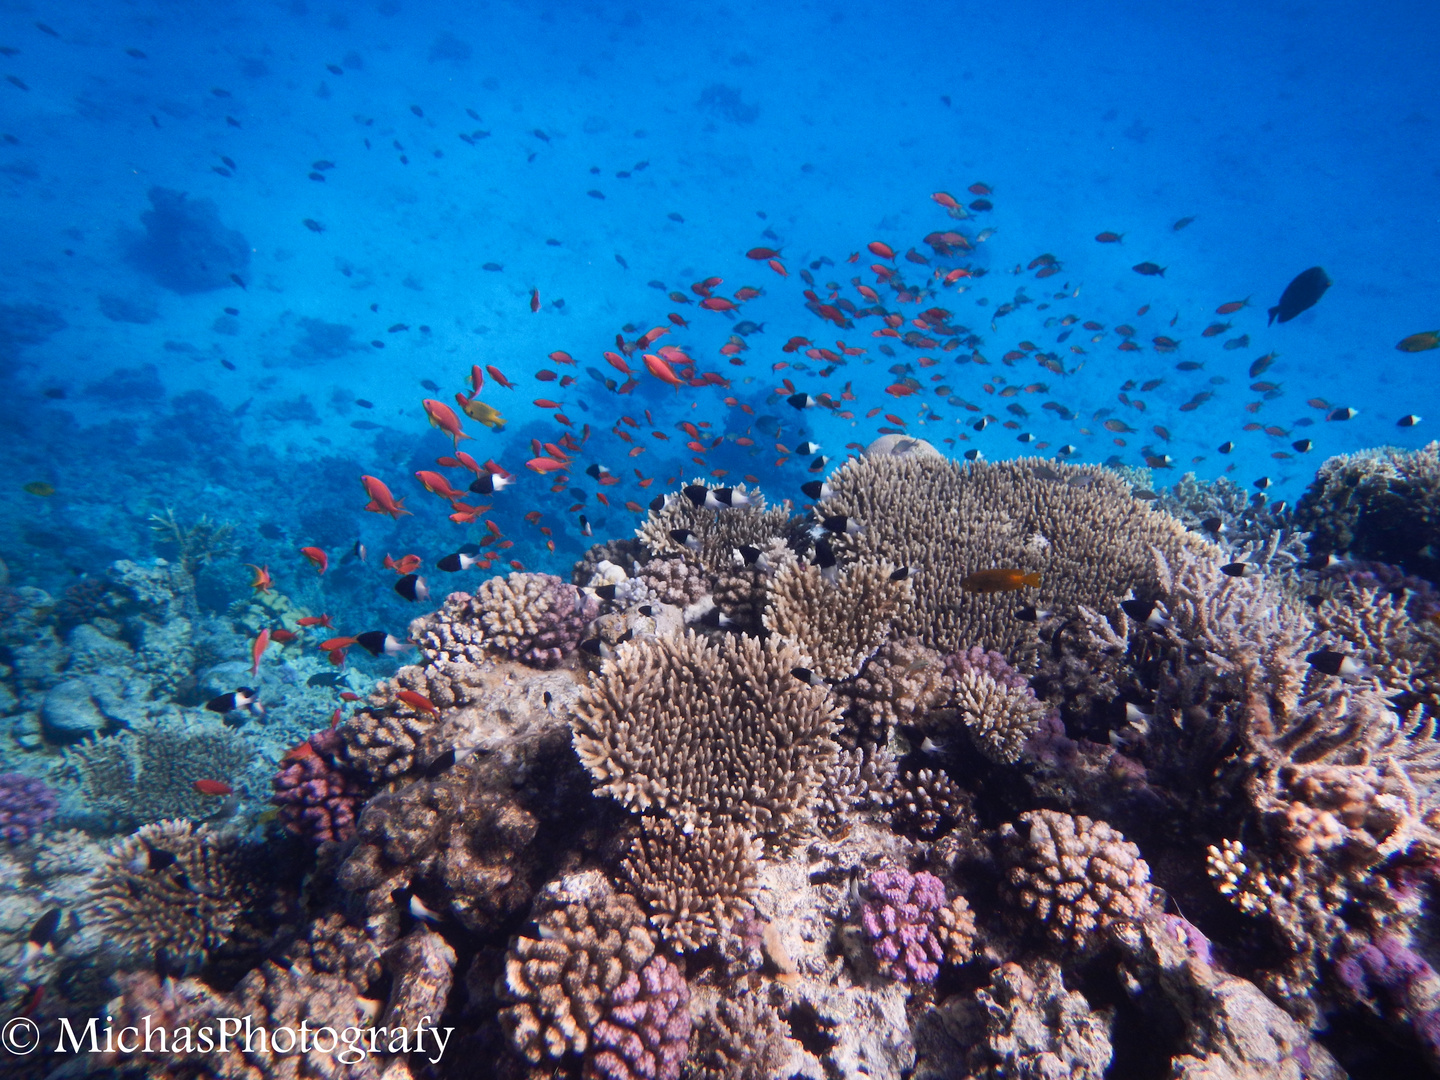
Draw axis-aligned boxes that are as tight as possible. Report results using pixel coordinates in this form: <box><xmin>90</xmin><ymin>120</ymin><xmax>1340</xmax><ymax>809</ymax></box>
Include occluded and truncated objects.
<box><xmin>1268</xmin><ymin>267</ymin><xmax>1330</xmax><ymax>325</ymax></box>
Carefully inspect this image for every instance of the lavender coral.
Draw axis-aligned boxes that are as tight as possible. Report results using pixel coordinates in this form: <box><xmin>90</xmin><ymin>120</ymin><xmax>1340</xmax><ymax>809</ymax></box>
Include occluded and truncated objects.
<box><xmin>271</xmin><ymin>727</ymin><xmax>367</xmax><ymax>843</ymax></box>
<box><xmin>858</xmin><ymin>867</ymin><xmax>948</xmax><ymax>983</ymax></box>
<box><xmin>0</xmin><ymin>772</ymin><xmax>57</xmax><ymax>843</ymax></box>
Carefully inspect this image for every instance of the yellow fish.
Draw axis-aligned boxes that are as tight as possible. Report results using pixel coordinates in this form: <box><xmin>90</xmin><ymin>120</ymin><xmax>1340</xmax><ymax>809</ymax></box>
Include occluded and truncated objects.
<box><xmin>1396</xmin><ymin>331</ymin><xmax>1439</xmax><ymax>353</ymax></box>
<box><xmin>23</xmin><ymin>482</ymin><xmax>55</xmax><ymax>497</ymax></box>
<box><xmin>459</xmin><ymin>397</ymin><xmax>506</xmax><ymax>429</ymax></box>
<box><xmin>960</xmin><ymin>568</ymin><xmax>1041</xmax><ymax>593</ymax></box>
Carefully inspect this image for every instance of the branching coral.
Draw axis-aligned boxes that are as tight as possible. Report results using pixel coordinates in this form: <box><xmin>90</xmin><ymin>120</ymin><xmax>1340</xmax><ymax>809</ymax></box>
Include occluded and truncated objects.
<box><xmin>834</xmin><ymin>636</ymin><xmax>951</xmax><ymax>747</ymax></box>
<box><xmin>764</xmin><ymin>558</ymin><xmax>911</xmax><ymax>681</ymax></box>
<box><xmin>1002</xmin><ymin>809</ymin><xmax>1155</xmax><ymax>951</ymax></box>
<box><xmin>950</xmin><ymin>665</ymin><xmax>1046</xmax><ymax>764</ymax></box>
<box><xmin>621</xmin><ymin>817</ymin><xmax>762</xmax><ymax>951</ymax></box>
<box><xmin>87</xmin><ymin>819</ymin><xmax>242</xmax><ymax>972</ymax></box>
<box><xmin>475</xmin><ymin>571</ymin><xmax>601</xmax><ymax>668</ymax></box>
<box><xmin>636</xmin><ymin>482</ymin><xmax>791</xmax><ymax>574</ymax></box>
<box><xmin>69</xmin><ymin>722</ymin><xmax>255</xmax><ymax>829</ymax></box>
<box><xmin>502</xmin><ymin>870</ymin><xmax>690</xmax><ymax>1080</ymax></box>
<box><xmin>821</xmin><ymin>454</ymin><xmax>1220</xmax><ymax>658</ymax></box>
<box><xmin>572</xmin><ymin>630</ymin><xmax>840</xmax><ymax>844</ymax></box>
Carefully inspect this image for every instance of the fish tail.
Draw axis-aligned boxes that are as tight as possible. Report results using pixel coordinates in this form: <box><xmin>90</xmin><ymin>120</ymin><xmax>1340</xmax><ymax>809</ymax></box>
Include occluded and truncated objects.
<box><xmin>1023</xmin><ymin>572</ymin><xmax>1042</xmax><ymax>587</ymax></box>
<box><xmin>1267</xmin><ymin>306</ymin><xmax>1279</xmax><ymax>326</ymax></box>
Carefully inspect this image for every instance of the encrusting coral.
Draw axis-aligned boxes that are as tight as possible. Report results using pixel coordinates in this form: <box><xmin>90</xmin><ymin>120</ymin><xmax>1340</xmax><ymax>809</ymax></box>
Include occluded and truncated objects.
<box><xmin>571</xmin><ymin>629</ymin><xmax>840</xmax><ymax>844</ymax></box>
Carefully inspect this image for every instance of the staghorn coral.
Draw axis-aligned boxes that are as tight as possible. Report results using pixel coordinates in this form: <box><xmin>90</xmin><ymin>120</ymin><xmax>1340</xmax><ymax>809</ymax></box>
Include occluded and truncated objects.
<box><xmin>621</xmin><ymin>817</ymin><xmax>762</xmax><ymax>952</ymax></box>
<box><xmin>0</xmin><ymin>772</ymin><xmax>56</xmax><ymax>843</ymax></box>
<box><xmin>822</xmin><ymin>453</ymin><xmax>1220</xmax><ymax>658</ymax></box>
<box><xmin>86</xmin><ymin>819</ymin><xmax>242</xmax><ymax>972</ymax></box>
<box><xmin>1312</xmin><ymin>579</ymin><xmax>1440</xmax><ymax>712</ymax></box>
<box><xmin>502</xmin><ymin>870</ymin><xmax>690</xmax><ymax>1080</ymax></box>
<box><xmin>572</xmin><ymin>630</ymin><xmax>840</xmax><ymax>844</ymax></box>
<box><xmin>858</xmin><ymin>867</ymin><xmax>948</xmax><ymax>983</ymax></box>
<box><xmin>271</xmin><ymin>726</ymin><xmax>369</xmax><ymax>843</ymax></box>
<box><xmin>1297</xmin><ymin>441</ymin><xmax>1440</xmax><ymax>581</ymax></box>
<box><xmin>146</xmin><ymin>507</ymin><xmax>235</xmax><ymax>573</ymax></box>
<box><xmin>636</xmin><ymin>482</ymin><xmax>791</xmax><ymax>574</ymax></box>
<box><xmin>763</xmin><ymin>558</ymin><xmax>912</xmax><ymax>681</ymax></box>
<box><xmin>1155</xmin><ymin>472</ymin><xmax>1309</xmax><ymax>572</ymax></box>
<box><xmin>475</xmin><ymin>571</ymin><xmax>601</xmax><ymax>668</ymax></box>
<box><xmin>1002</xmin><ymin>809</ymin><xmax>1156</xmax><ymax>951</ymax></box>
<box><xmin>69</xmin><ymin>721</ymin><xmax>255</xmax><ymax>829</ymax></box>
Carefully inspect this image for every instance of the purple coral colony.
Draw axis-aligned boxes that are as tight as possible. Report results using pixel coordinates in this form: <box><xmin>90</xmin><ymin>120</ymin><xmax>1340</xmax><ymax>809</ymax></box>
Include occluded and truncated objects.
<box><xmin>2</xmin><ymin>5</ymin><xmax>1440</xmax><ymax>1080</ymax></box>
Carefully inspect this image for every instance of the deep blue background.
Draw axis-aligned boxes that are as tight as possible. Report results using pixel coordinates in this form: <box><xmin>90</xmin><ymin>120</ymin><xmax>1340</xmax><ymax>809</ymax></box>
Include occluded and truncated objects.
<box><xmin>1</xmin><ymin>0</ymin><xmax>1436</xmax><ymax>602</ymax></box>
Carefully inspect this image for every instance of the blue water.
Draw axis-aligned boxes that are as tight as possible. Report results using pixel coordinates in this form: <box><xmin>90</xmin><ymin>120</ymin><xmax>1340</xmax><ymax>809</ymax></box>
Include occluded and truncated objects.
<box><xmin>3</xmin><ymin>0</ymin><xmax>1437</xmax><ymax>603</ymax></box>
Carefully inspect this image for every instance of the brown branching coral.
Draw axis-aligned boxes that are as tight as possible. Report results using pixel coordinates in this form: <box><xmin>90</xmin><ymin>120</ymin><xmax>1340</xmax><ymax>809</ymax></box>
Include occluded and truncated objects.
<box><xmin>621</xmin><ymin>817</ymin><xmax>761</xmax><ymax>951</ymax></box>
<box><xmin>688</xmin><ymin>991</ymin><xmax>791</xmax><ymax>1080</ymax></box>
<box><xmin>894</xmin><ymin>768</ymin><xmax>969</xmax><ymax>838</ymax></box>
<box><xmin>951</xmin><ymin>666</ymin><xmax>1047</xmax><ymax>764</ymax></box>
<box><xmin>502</xmin><ymin>870</ymin><xmax>690</xmax><ymax>1079</ymax></box>
<box><xmin>834</xmin><ymin>636</ymin><xmax>951</xmax><ymax>747</ymax></box>
<box><xmin>822</xmin><ymin>453</ymin><xmax>1219</xmax><ymax>658</ymax></box>
<box><xmin>572</xmin><ymin>630</ymin><xmax>840</xmax><ymax>844</ymax></box>
<box><xmin>636</xmin><ymin>554</ymin><xmax>711</xmax><ymax>608</ymax></box>
<box><xmin>86</xmin><ymin>819</ymin><xmax>242</xmax><ymax>972</ymax></box>
<box><xmin>1002</xmin><ymin>809</ymin><xmax>1156</xmax><ymax>951</ymax></box>
<box><xmin>636</xmin><ymin>482</ymin><xmax>791</xmax><ymax>574</ymax></box>
<box><xmin>1312</xmin><ymin>581</ymin><xmax>1440</xmax><ymax>712</ymax></box>
<box><xmin>763</xmin><ymin>558</ymin><xmax>912</xmax><ymax>680</ymax></box>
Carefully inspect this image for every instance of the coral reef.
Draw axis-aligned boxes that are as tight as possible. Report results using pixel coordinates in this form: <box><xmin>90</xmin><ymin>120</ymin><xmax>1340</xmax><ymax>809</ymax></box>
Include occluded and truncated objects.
<box><xmin>86</xmin><ymin>819</ymin><xmax>242</xmax><ymax>973</ymax></box>
<box><xmin>271</xmin><ymin>726</ymin><xmax>368</xmax><ymax>843</ymax></box>
<box><xmin>475</xmin><ymin>572</ymin><xmax>601</xmax><ymax>667</ymax></box>
<box><xmin>822</xmin><ymin>453</ymin><xmax>1219</xmax><ymax>658</ymax></box>
<box><xmin>947</xmin><ymin>653</ymin><xmax>1047</xmax><ymax>764</ymax></box>
<box><xmin>1001</xmin><ymin>809</ymin><xmax>1156</xmax><ymax>951</ymax></box>
<box><xmin>1298</xmin><ymin>441</ymin><xmax>1440</xmax><ymax>582</ymax></box>
<box><xmin>502</xmin><ymin>870</ymin><xmax>691</xmax><ymax>1080</ymax></box>
<box><xmin>69</xmin><ymin>721</ymin><xmax>254</xmax><ymax>829</ymax></box>
<box><xmin>858</xmin><ymin>867</ymin><xmax>948</xmax><ymax>983</ymax></box>
<box><xmin>621</xmin><ymin>817</ymin><xmax>762</xmax><ymax>952</ymax></box>
<box><xmin>572</xmin><ymin>630</ymin><xmax>840</xmax><ymax>844</ymax></box>
<box><xmin>126</xmin><ymin>186</ymin><xmax>250</xmax><ymax>294</ymax></box>
<box><xmin>764</xmin><ymin>558</ymin><xmax>912</xmax><ymax>681</ymax></box>
<box><xmin>0</xmin><ymin>772</ymin><xmax>56</xmax><ymax>843</ymax></box>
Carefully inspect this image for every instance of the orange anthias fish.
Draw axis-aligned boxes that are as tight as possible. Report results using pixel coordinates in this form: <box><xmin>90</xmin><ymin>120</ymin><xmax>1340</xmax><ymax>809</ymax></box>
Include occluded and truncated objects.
<box><xmin>643</xmin><ymin>352</ymin><xmax>684</xmax><ymax>388</ymax></box>
<box><xmin>250</xmin><ymin>628</ymin><xmax>271</xmax><ymax>675</ymax></box>
<box><xmin>422</xmin><ymin>399</ymin><xmax>470</xmax><ymax>447</ymax></box>
<box><xmin>960</xmin><ymin>568</ymin><xmax>1042</xmax><ymax>593</ymax></box>
<box><xmin>530</xmin><ymin>288</ymin><xmax>540</xmax><ymax>312</ymax></box>
<box><xmin>245</xmin><ymin>564</ymin><xmax>273</xmax><ymax>593</ymax></box>
<box><xmin>396</xmin><ymin>689</ymin><xmax>439</xmax><ymax>716</ymax></box>
<box><xmin>296</xmin><ymin>614</ymin><xmax>334</xmax><ymax>628</ymax></box>
<box><xmin>319</xmin><ymin>635</ymin><xmax>360</xmax><ymax>652</ymax></box>
<box><xmin>193</xmin><ymin>779</ymin><xmax>233</xmax><ymax>796</ymax></box>
<box><xmin>361</xmin><ymin>475</ymin><xmax>410</xmax><ymax>518</ymax></box>
<box><xmin>700</xmin><ymin>296</ymin><xmax>739</xmax><ymax>312</ymax></box>
<box><xmin>486</xmin><ymin>364</ymin><xmax>515</xmax><ymax>389</ymax></box>
<box><xmin>300</xmin><ymin>546</ymin><xmax>328</xmax><ymax>574</ymax></box>
<box><xmin>383</xmin><ymin>553</ymin><xmax>423</xmax><ymax>575</ymax></box>
<box><xmin>526</xmin><ymin>456</ymin><xmax>570</xmax><ymax>474</ymax></box>
<box><xmin>415</xmin><ymin>470</ymin><xmax>468</xmax><ymax>500</ymax></box>
<box><xmin>867</xmin><ymin>241</ymin><xmax>896</xmax><ymax>260</ymax></box>
<box><xmin>1397</xmin><ymin>331</ymin><xmax>1440</xmax><ymax>353</ymax></box>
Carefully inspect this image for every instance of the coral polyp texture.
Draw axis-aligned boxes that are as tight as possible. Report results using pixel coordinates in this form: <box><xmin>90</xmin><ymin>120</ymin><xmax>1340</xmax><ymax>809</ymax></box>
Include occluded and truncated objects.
<box><xmin>571</xmin><ymin>629</ymin><xmax>840</xmax><ymax>842</ymax></box>
<box><xmin>763</xmin><ymin>557</ymin><xmax>912</xmax><ymax>680</ymax></box>
<box><xmin>0</xmin><ymin>772</ymin><xmax>56</xmax><ymax>843</ymax></box>
<box><xmin>621</xmin><ymin>816</ymin><xmax>762</xmax><ymax>951</ymax></box>
<box><xmin>270</xmin><ymin>726</ymin><xmax>367</xmax><ymax>843</ymax></box>
<box><xmin>1002</xmin><ymin>809</ymin><xmax>1156</xmax><ymax>951</ymax></box>
<box><xmin>822</xmin><ymin>453</ymin><xmax>1219</xmax><ymax>656</ymax></box>
<box><xmin>502</xmin><ymin>871</ymin><xmax>691</xmax><ymax>1080</ymax></box>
